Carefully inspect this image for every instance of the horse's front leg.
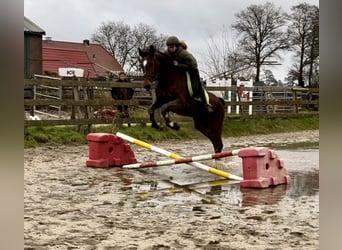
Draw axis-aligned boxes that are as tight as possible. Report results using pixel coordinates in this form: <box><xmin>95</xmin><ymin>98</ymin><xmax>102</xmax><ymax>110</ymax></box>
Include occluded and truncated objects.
<box><xmin>160</xmin><ymin>99</ymin><xmax>184</xmax><ymax>130</ymax></box>
<box><xmin>148</xmin><ymin>99</ymin><xmax>164</xmax><ymax>129</ymax></box>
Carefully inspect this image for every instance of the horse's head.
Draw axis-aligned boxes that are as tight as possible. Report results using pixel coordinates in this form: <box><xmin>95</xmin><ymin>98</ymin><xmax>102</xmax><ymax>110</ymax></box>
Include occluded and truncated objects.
<box><xmin>138</xmin><ymin>45</ymin><xmax>161</xmax><ymax>91</ymax></box>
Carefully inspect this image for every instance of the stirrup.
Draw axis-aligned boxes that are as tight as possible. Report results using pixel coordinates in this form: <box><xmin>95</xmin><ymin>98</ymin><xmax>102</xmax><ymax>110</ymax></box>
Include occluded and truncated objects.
<box><xmin>205</xmin><ymin>104</ymin><xmax>214</xmax><ymax>113</ymax></box>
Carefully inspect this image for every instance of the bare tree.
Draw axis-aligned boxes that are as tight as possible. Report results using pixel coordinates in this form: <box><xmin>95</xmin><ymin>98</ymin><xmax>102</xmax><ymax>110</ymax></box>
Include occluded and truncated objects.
<box><xmin>307</xmin><ymin>8</ymin><xmax>319</xmax><ymax>87</ymax></box>
<box><xmin>128</xmin><ymin>23</ymin><xmax>167</xmax><ymax>72</ymax></box>
<box><xmin>91</xmin><ymin>21</ymin><xmax>131</xmax><ymax>67</ymax></box>
<box><xmin>231</xmin><ymin>2</ymin><xmax>289</xmax><ymax>82</ymax></box>
<box><xmin>91</xmin><ymin>21</ymin><xmax>167</xmax><ymax>72</ymax></box>
<box><xmin>288</xmin><ymin>3</ymin><xmax>319</xmax><ymax>87</ymax></box>
<box><xmin>202</xmin><ymin>26</ymin><xmax>231</xmax><ymax>76</ymax></box>
<box><xmin>202</xmin><ymin>26</ymin><xmax>254</xmax><ymax>83</ymax></box>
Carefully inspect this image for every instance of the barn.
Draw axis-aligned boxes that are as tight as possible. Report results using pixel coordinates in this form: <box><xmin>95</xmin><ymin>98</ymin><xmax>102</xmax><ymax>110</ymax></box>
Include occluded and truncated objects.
<box><xmin>42</xmin><ymin>39</ymin><xmax>123</xmax><ymax>79</ymax></box>
<box><xmin>24</xmin><ymin>16</ymin><xmax>124</xmax><ymax>80</ymax></box>
<box><xmin>24</xmin><ymin>16</ymin><xmax>46</xmax><ymax>79</ymax></box>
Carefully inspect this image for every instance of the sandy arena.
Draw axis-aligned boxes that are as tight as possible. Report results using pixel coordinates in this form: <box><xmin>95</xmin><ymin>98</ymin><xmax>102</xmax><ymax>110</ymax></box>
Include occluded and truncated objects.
<box><xmin>24</xmin><ymin>130</ymin><xmax>319</xmax><ymax>250</ymax></box>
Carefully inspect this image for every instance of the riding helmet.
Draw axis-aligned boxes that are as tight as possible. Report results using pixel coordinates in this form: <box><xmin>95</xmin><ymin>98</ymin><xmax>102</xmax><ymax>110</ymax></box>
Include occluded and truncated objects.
<box><xmin>166</xmin><ymin>36</ymin><xmax>180</xmax><ymax>46</ymax></box>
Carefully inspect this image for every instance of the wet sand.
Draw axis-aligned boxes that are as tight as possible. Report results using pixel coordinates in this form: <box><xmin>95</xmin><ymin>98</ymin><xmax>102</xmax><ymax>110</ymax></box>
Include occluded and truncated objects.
<box><xmin>24</xmin><ymin>130</ymin><xmax>319</xmax><ymax>249</ymax></box>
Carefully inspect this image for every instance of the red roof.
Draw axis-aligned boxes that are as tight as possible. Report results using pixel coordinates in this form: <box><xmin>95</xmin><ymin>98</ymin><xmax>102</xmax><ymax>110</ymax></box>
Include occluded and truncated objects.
<box><xmin>42</xmin><ymin>40</ymin><xmax>123</xmax><ymax>79</ymax></box>
<box><xmin>43</xmin><ymin>48</ymin><xmax>96</xmax><ymax>78</ymax></box>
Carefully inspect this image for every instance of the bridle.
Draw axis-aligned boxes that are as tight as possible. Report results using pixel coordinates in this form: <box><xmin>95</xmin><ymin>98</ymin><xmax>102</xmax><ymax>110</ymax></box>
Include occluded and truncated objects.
<box><xmin>142</xmin><ymin>53</ymin><xmax>159</xmax><ymax>85</ymax></box>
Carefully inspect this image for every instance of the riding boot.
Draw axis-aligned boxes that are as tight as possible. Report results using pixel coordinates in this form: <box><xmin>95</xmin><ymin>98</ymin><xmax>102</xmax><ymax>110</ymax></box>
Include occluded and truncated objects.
<box><xmin>190</xmin><ymin>70</ymin><xmax>213</xmax><ymax>113</ymax></box>
<box><xmin>197</xmin><ymin>76</ymin><xmax>213</xmax><ymax>112</ymax></box>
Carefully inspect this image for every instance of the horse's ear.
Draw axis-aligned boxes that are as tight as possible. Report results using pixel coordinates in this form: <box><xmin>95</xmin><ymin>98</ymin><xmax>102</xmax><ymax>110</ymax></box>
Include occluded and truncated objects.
<box><xmin>149</xmin><ymin>45</ymin><xmax>155</xmax><ymax>53</ymax></box>
<box><xmin>138</xmin><ymin>47</ymin><xmax>142</xmax><ymax>56</ymax></box>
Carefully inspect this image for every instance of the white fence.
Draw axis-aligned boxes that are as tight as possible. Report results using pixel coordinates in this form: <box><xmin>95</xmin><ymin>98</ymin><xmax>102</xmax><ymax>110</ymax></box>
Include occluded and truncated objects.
<box><xmin>206</xmin><ymin>78</ymin><xmax>253</xmax><ymax>115</ymax></box>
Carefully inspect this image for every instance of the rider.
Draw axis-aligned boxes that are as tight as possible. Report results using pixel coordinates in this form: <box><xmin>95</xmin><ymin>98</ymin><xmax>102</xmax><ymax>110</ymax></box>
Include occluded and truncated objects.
<box><xmin>165</xmin><ymin>36</ymin><xmax>213</xmax><ymax>113</ymax></box>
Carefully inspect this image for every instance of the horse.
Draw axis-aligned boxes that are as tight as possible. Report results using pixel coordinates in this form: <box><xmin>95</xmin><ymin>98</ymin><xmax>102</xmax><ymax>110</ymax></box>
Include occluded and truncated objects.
<box><xmin>138</xmin><ymin>45</ymin><xmax>225</xmax><ymax>153</ymax></box>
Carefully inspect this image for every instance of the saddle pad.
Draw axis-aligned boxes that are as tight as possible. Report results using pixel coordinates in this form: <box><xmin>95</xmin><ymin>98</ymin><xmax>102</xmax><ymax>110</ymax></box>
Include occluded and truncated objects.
<box><xmin>186</xmin><ymin>72</ymin><xmax>209</xmax><ymax>103</ymax></box>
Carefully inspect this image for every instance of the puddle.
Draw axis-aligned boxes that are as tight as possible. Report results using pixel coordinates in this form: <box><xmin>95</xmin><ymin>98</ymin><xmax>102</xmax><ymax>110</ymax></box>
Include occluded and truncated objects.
<box><xmin>129</xmin><ymin>149</ymin><xmax>319</xmax><ymax>207</ymax></box>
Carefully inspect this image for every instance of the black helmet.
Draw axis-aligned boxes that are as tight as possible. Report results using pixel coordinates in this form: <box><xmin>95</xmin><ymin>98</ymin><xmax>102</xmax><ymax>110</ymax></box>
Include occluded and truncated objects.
<box><xmin>166</xmin><ymin>36</ymin><xmax>180</xmax><ymax>46</ymax></box>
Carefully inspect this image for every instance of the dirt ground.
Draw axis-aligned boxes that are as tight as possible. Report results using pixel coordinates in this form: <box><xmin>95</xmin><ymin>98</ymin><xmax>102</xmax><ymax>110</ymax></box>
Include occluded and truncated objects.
<box><xmin>24</xmin><ymin>130</ymin><xmax>319</xmax><ymax>250</ymax></box>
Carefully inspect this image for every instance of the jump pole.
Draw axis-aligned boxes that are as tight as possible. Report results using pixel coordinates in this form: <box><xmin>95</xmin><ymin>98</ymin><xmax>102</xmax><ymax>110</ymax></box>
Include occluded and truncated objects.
<box><xmin>123</xmin><ymin>149</ymin><xmax>240</xmax><ymax>169</ymax></box>
<box><xmin>116</xmin><ymin>132</ymin><xmax>243</xmax><ymax>181</ymax></box>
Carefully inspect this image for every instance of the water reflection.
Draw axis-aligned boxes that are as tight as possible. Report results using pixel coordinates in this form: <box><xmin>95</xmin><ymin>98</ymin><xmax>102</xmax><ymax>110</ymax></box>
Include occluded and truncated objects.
<box><xmin>287</xmin><ymin>170</ymin><xmax>319</xmax><ymax>197</ymax></box>
<box><xmin>128</xmin><ymin>149</ymin><xmax>319</xmax><ymax>207</ymax></box>
<box><xmin>112</xmin><ymin>168</ymin><xmax>134</xmax><ymax>186</ymax></box>
<box><xmin>133</xmin><ymin>169</ymin><xmax>318</xmax><ymax>207</ymax></box>
<box><xmin>240</xmin><ymin>184</ymin><xmax>289</xmax><ymax>206</ymax></box>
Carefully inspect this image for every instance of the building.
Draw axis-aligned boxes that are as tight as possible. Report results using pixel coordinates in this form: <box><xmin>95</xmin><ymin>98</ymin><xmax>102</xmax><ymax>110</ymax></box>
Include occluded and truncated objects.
<box><xmin>24</xmin><ymin>16</ymin><xmax>46</xmax><ymax>78</ymax></box>
<box><xmin>42</xmin><ymin>39</ymin><xmax>123</xmax><ymax>79</ymax></box>
<box><xmin>24</xmin><ymin>16</ymin><xmax>123</xmax><ymax>79</ymax></box>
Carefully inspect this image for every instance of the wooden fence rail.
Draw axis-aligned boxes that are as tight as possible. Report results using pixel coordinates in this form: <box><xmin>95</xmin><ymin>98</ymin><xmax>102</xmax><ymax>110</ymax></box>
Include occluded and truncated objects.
<box><xmin>24</xmin><ymin>78</ymin><xmax>319</xmax><ymax>127</ymax></box>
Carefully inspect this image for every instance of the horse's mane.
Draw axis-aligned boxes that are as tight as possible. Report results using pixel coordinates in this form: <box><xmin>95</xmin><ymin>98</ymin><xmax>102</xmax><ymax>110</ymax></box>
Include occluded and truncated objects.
<box><xmin>153</xmin><ymin>49</ymin><xmax>178</xmax><ymax>83</ymax></box>
<box><xmin>139</xmin><ymin>45</ymin><xmax>173</xmax><ymax>67</ymax></box>
<box><xmin>154</xmin><ymin>50</ymin><xmax>173</xmax><ymax>67</ymax></box>
<box><xmin>139</xmin><ymin>45</ymin><xmax>184</xmax><ymax>85</ymax></box>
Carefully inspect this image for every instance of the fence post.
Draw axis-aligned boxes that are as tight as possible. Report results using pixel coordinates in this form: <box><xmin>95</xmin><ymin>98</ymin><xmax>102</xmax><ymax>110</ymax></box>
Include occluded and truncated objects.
<box><xmin>293</xmin><ymin>90</ymin><xmax>298</xmax><ymax>113</ymax></box>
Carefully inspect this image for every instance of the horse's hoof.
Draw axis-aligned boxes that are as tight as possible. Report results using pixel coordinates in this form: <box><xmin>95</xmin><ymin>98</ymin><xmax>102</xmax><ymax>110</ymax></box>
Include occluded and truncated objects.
<box><xmin>167</xmin><ymin>122</ymin><xmax>180</xmax><ymax>130</ymax></box>
<box><xmin>151</xmin><ymin>123</ymin><xmax>161</xmax><ymax>130</ymax></box>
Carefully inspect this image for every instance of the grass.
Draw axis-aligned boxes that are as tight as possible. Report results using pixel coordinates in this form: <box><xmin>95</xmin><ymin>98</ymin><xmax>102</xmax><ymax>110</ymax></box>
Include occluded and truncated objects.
<box><xmin>25</xmin><ymin>126</ymin><xmax>86</xmax><ymax>148</ymax></box>
<box><xmin>265</xmin><ymin>141</ymin><xmax>319</xmax><ymax>150</ymax></box>
<box><xmin>24</xmin><ymin>116</ymin><xmax>319</xmax><ymax>148</ymax></box>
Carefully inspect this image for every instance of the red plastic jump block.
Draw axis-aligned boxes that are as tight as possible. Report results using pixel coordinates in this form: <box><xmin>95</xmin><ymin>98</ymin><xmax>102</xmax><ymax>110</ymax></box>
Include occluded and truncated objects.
<box><xmin>238</xmin><ymin>147</ymin><xmax>290</xmax><ymax>188</ymax></box>
<box><xmin>86</xmin><ymin>133</ymin><xmax>137</xmax><ymax>168</ymax></box>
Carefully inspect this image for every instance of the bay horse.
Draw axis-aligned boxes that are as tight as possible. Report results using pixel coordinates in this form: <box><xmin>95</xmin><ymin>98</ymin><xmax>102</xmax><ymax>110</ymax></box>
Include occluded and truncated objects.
<box><xmin>138</xmin><ymin>45</ymin><xmax>225</xmax><ymax>153</ymax></box>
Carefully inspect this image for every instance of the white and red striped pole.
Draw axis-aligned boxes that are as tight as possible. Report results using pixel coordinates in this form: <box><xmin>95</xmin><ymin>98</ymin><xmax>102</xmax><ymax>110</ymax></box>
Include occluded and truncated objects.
<box><xmin>123</xmin><ymin>149</ymin><xmax>240</xmax><ymax>169</ymax></box>
<box><xmin>116</xmin><ymin>132</ymin><xmax>243</xmax><ymax>181</ymax></box>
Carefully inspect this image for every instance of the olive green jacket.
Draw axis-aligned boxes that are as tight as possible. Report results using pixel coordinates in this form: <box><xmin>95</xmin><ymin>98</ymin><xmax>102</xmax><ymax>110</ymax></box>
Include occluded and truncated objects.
<box><xmin>168</xmin><ymin>47</ymin><xmax>198</xmax><ymax>71</ymax></box>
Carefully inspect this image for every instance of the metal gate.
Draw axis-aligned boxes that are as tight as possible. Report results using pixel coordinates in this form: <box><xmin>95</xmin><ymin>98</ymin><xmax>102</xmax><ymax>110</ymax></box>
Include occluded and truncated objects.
<box><xmin>33</xmin><ymin>74</ymin><xmax>63</xmax><ymax>119</ymax></box>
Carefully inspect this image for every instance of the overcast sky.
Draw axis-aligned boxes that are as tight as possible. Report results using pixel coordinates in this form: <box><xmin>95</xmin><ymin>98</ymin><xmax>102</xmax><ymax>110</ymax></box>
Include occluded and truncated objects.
<box><xmin>24</xmin><ymin>0</ymin><xmax>319</xmax><ymax>81</ymax></box>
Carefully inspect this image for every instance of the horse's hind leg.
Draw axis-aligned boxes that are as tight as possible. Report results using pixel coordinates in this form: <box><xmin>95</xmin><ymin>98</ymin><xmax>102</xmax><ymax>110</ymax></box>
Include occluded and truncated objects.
<box><xmin>194</xmin><ymin>117</ymin><xmax>223</xmax><ymax>153</ymax></box>
<box><xmin>201</xmin><ymin>128</ymin><xmax>223</xmax><ymax>153</ymax></box>
<box><xmin>198</xmin><ymin>123</ymin><xmax>223</xmax><ymax>152</ymax></box>
<box><xmin>212</xmin><ymin>135</ymin><xmax>223</xmax><ymax>153</ymax></box>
